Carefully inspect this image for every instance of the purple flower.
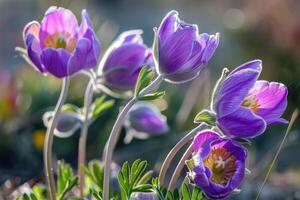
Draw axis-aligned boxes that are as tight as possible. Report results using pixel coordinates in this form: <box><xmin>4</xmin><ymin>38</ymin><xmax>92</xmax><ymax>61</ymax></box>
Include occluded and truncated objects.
<box><xmin>130</xmin><ymin>192</ymin><xmax>158</xmax><ymax>200</ymax></box>
<box><xmin>155</xmin><ymin>10</ymin><xmax>219</xmax><ymax>83</ymax></box>
<box><xmin>188</xmin><ymin>130</ymin><xmax>247</xmax><ymax>199</ymax></box>
<box><xmin>23</xmin><ymin>7</ymin><xmax>100</xmax><ymax>78</ymax></box>
<box><xmin>214</xmin><ymin>60</ymin><xmax>288</xmax><ymax>138</ymax></box>
<box><xmin>124</xmin><ymin>102</ymin><xmax>169</xmax><ymax>142</ymax></box>
<box><xmin>99</xmin><ymin>30</ymin><xmax>154</xmax><ymax>91</ymax></box>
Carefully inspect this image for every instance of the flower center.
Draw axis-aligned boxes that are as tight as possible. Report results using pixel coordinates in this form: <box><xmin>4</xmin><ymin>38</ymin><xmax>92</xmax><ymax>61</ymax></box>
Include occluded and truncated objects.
<box><xmin>44</xmin><ymin>32</ymin><xmax>77</xmax><ymax>52</ymax></box>
<box><xmin>56</xmin><ymin>35</ymin><xmax>67</xmax><ymax>49</ymax></box>
<box><xmin>241</xmin><ymin>95</ymin><xmax>259</xmax><ymax>113</ymax></box>
<box><xmin>204</xmin><ymin>147</ymin><xmax>236</xmax><ymax>186</ymax></box>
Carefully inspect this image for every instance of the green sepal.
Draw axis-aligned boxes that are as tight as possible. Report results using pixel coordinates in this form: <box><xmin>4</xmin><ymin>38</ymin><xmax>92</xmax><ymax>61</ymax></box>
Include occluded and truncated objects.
<box><xmin>194</xmin><ymin>109</ymin><xmax>216</xmax><ymax>126</ymax></box>
<box><xmin>62</xmin><ymin>104</ymin><xmax>80</xmax><ymax>113</ymax></box>
<box><xmin>134</xmin><ymin>67</ymin><xmax>155</xmax><ymax>97</ymax></box>
<box><xmin>91</xmin><ymin>96</ymin><xmax>115</xmax><ymax>119</ymax></box>
<box><xmin>138</xmin><ymin>91</ymin><xmax>165</xmax><ymax>101</ymax></box>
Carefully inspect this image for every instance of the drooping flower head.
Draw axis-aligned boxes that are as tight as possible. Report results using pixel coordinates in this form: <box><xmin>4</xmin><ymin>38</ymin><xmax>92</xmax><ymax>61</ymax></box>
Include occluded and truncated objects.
<box><xmin>188</xmin><ymin>130</ymin><xmax>247</xmax><ymax>199</ymax></box>
<box><xmin>213</xmin><ymin>60</ymin><xmax>288</xmax><ymax>138</ymax></box>
<box><xmin>124</xmin><ymin>102</ymin><xmax>169</xmax><ymax>142</ymax></box>
<box><xmin>23</xmin><ymin>7</ymin><xmax>100</xmax><ymax>78</ymax></box>
<box><xmin>99</xmin><ymin>30</ymin><xmax>154</xmax><ymax>91</ymax></box>
<box><xmin>155</xmin><ymin>10</ymin><xmax>219</xmax><ymax>83</ymax></box>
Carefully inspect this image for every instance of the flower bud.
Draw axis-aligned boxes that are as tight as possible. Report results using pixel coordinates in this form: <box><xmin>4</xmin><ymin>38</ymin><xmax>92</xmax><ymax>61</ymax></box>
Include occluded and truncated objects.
<box><xmin>99</xmin><ymin>30</ymin><xmax>154</xmax><ymax>91</ymax></box>
<box><xmin>155</xmin><ymin>10</ymin><xmax>219</xmax><ymax>83</ymax></box>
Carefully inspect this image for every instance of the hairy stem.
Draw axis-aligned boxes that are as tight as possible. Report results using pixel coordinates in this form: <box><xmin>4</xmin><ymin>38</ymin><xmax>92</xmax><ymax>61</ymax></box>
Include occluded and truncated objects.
<box><xmin>158</xmin><ymin>123</ymin><xmax>205</xmax><ymax>185</ymax></box>
<box><xmin>168</xmin><ymin>143</ymin><xmax>194</xmax><ymax>192</ymax></box>
<box><xmin>44</xmin><ymin>77</ymin><xmax>70</xmax><ymax>200</ymax></box>
<box><xmin>78</xmin><ymin>81</ymin><xmax>94</xmax><ymax>197</ymax></box>
<box><xmin>102</xmin><ymin>75</ymin><xmax>163</xmax><ymax>200</ymax></box>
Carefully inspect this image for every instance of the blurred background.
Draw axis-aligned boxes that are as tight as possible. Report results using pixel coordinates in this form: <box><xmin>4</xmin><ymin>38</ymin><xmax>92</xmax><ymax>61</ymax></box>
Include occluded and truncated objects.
<box><xmin>0</xmin><ymin>0</ymin><xmax>300</xmax><ymax>199</ymax></box>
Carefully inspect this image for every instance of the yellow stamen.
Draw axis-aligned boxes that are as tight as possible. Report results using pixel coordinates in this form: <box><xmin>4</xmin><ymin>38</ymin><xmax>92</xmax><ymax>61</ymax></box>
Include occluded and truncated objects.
<box><xmin>204</xmin><ymin>148</ymin><xmax>236</xmax><ymax>185</ymax></box>
<box><xmin>242</xmin><ymin>95</ymin><xmax>260</xmax><ymax>113</ymax></box>
<box><xmin>44</xmin><ymin>32</ymin><xmax>77</xmax><ymax>52</ymax></box>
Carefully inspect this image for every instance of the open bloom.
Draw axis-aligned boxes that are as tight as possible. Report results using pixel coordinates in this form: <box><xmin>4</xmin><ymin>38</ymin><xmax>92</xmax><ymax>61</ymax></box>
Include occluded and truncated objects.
<box><xmin>155</xmin><ymin>10</ymin><xmax>219</xmax><ymax>83</ymax></box>
<box><xmin>99</xmin><ymin>30</ymin><xmax>154</xmax><ymax>91</ymax></box>
<box><xmin>23</xmin><ymin>7</ymin><xmax>100</xmax><ymax>78</ymax></box>
<box><xmin>214</xmin><ymin>60</ymin><xmax>288</xmax><ymax>138</ymax></box>
<box><xmin>124</xmin><ymin>102</ymin><xmax>169</xmax><ymax>142</ymax></box>
<box><xmin>188</xmin><ymin>130</ymin><xmax>247</xmax><ymax>199</ymax></box>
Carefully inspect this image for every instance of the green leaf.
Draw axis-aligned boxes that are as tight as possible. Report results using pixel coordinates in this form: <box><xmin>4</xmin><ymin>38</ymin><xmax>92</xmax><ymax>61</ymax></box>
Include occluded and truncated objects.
<box><xmin>121</xmin><ymin>161</ymin><xmax>130</xmax><ymax>189</ymax></box>
<box><xmin>82</xmin><ymin>161</ymin><xmax>105</xmax><ymax>192</ymax></box>
<box><xmin>56</xmin><ymin>160</ymin><xmax>79</xmax><ymax>200</ymax></box>
<box><xmin>57</xmin><ymin>176</ymin><xmax>79</xmax><ymax>200</ymax></box>
<box><xmin>92</xmin><ymin>96</ymin><xmax>115</xmax><ymax>118</ymax></box>
<box><xmin>132</xmin><ymin>184</ymin><xmax>153</xmax><ymax>192</ymax></box>
<box><xmin>130</xmin><ymin>160</ymin><xmax>147</xmax><ymax>187</ymax></box>
<box><xmin>32</xmin><ymin>184</ymin><xmax>47</xmax><ymax>200</ymax></box>
<box><xmin>137</xmin><ymin>170</ymin><xmax>153</xmax><ymax>185</ymax></box>
<box><xmin>191</xmin><ymin>186</ymin><xmax>202</xmax><ymax>200</ymax></box>
<box><xmin>90</xmin><ymin>188</ymin><xmax>103</xmax><ymax>200</ymax></box>
<box><xmin>138</xmin><ymin>91</ymin><xmax>165</xmax><ymax>101</ymax></box>
<box><xmin>92</xmin><ymin>161</ymin><xmax>104</xmax><ymax>188</ymax></box>
<box><xmin>181</xmin><ymin>182</ymin><xmax>191</xmax><ymax>200</ymax></box>
<box><xmin>117</xmin><ymin>160</ymin><xmax>152</xmax><ymax>199</ymax></box>
<box><xmin>167</xmin><ymin>191</ymin><xmax>173</xmax><ymax>200</ymax></box>
<box><xmin>194</xmin><ymin>109</ymin><xmax>216</xmax><ymax>126</ymax></box>
<box><xmin>134</xmin><ymin>67</ymin><xmax>155</xmax><ymax>97</ymax></box>
<box><xmin>62</xmin><ymin>104</ymin><xmax>79</xmax><ymax>113</ymax></box>
<box><xmin>173</xmin><ymin>189</ymin><xmax>180</xmax><ymax>200</ymax></box>
<box><xmin>17</xmin><ymin>193</ymin><xmax>38</xmax><ymax>200</ymax></box>
<box><xmin>57</xmin><ymin>161</ymin><xmax>73</xmax><ymax>195</ymax></box>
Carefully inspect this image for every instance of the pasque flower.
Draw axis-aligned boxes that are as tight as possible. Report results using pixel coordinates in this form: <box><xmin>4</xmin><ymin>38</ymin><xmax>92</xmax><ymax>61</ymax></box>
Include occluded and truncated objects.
<box><xmin>23</xmin><ymin>7</ymin><xmax>100</xmax><ymax>78</ymax></box>
<box><xmin>214</xmin><ymin>60</ymin><xmax>288</xmax><ymax>138</ymax></box>
<box><xmin>124</xmin><ymin>102</ymin><xmax>169</xmax><ymax>141</ymax></box>
<box><xmin>99</xmin><ymin>30</ymin><xmax>154</xmax><ymax>91</ymax></box>
<box><xmin>188</xmin><ymin>130</ymin><xmax>247</xmax><ymax>199</ymax></box>
<box><xmin>155</xmin><ymin>10</ymin><xmax>219</xmax><ymax>83</ymax></box>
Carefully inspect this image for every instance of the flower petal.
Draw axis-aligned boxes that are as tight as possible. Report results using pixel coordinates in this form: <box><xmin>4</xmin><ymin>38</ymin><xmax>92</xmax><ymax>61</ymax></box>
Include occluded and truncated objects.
<box><xmin>198</xmin><ymin>33</ymin><xmax>220</xmax><ymax>64</ymax></box>
<box><xmin>217</xmin><ymin>106</ymin><xmax>267</xmax><ymax>138</ymax></box>
<box><xmin>39</xmin><ymin>7</ymin><xmax>79</xmax><ymax>48</ymax></box>
<box><xmin>25</xmin><ymin>34</ymin><xmax>45</xmax><ymax>73</ymax></box>
<box><xmin>158</xmin><ymin>24</ymin><xmax>197</xmax><ymax>75</ymax></box>
<box><xmin>215</xmin><ymin>62</ymin><xmax>261</xmax><ymax>118</ymax></box>
<box><xmin>162</xmin><ymin>63</ymin><xmax>204</xmax><ymax>84</ymax></box>
<box><xmin>193</xmin><ymin>131</ymin><xmax>219</xmax><ymax>153</ymax></box>
<box><xmin>230</xmin><ymin>59</ymin><xmax>262</xmax><ymax>75</ymax></box>
<box><xmin>103</xmin><ymin>43</ymin><xmax>148</xmax><ymax>74</ymax></box>
<box><xmin>229</xmin><ymin>160</ymin><xmax>245</xmax><ymax>190</ymax></box>
<box><xmin>68</xmin><ymin>38</ymin><xmax>97</xmax><ymax>74</ymax></box>
<box><xmin>23</xmin><ymin>21</ymin><xmax>40</xmax><ymax>42</ymax></box>
<box><xmin>158</xmin><ymin>10</ymin><xmax>179</xmax><ymax>42</ymax></box>
<box><xmin>118</xmin><ymin>30</ymin><xmax>144</xmax><ymax>44</ymax></box>
<box><xmin>250</xmin><ymin>81</ymin><xmax>288</xmax><ymax>124</ymax></box>
<box><xmin>126</xmin><ymin>103</ymin><xmax>169</xmax><ymax>135</ymax></box>
<box><xmin>41</xmin><ymin>48</ymin><xmax>70</xmax><ymax>78</ymax></box>
<box><xmin>78</xmin><ymin>9</ymin><xmax>92</xmax><ymax>37</ymax></box>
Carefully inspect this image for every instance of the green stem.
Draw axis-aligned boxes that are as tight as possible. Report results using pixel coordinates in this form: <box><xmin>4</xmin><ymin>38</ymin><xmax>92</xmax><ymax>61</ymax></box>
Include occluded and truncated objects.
<box><xmin>102</xmin><ymin>75</ymin><xmax>163</xmax><ymax>200</ymax></box>
<box><xmin>78</xmin><ymin>81</ymin><xmax>94</xmax><ymax>197</ymax></box>
<box><xmin>158</xmin><ymin>123</ymin><xmax>205</xmax><ymax>186</ymax></box>
<box><xmin>44</xmin><ymin>77</ymin><xmax>70</xmax><ymax>200</ymax></box>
